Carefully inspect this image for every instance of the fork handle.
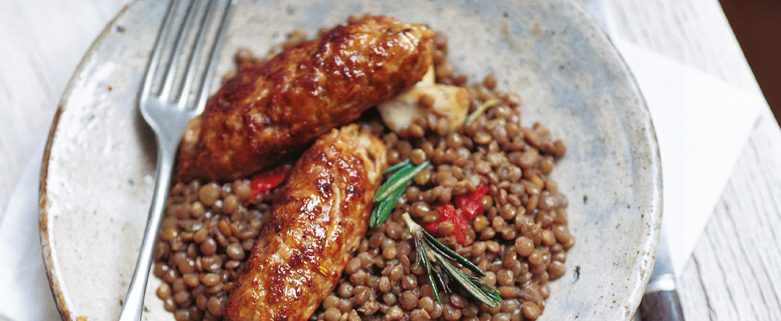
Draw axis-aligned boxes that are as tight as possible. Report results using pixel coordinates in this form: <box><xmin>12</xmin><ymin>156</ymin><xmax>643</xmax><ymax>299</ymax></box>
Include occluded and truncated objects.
<box><xmin>117</xmin><ymin>146</ymin><xmax>176</xmax><ymax>321</ymax></box>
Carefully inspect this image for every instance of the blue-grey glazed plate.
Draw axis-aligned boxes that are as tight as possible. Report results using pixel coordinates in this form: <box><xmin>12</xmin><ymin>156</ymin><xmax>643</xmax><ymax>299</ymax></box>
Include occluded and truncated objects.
<box><xmin>40</xmin><ymin>0</ymin><xmax>661</xmax><ymax>320</ymax></box>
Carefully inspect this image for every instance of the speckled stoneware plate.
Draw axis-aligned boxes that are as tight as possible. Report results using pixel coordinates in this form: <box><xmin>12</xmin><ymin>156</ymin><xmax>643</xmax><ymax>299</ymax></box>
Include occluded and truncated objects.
<box><xmin>39</xmin><ymin>0</ymin><xmax>661</xmax><ymax>320</ymax></box>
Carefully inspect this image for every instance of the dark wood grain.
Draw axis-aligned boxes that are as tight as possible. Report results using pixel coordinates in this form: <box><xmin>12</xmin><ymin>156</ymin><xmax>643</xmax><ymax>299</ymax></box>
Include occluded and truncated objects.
<box><xmin>721</xmin><ymin>0</ymin><xmax>781</xmax><ymax>124</ymax></box>
<box><xmin>641</xmin><ymin>290</ymin><xmax>685</xmax><ymax>321</ymax></box>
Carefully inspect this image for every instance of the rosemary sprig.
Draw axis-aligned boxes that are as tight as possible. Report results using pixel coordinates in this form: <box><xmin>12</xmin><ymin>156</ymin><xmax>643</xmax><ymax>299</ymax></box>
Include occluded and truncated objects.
<box><xmin>401</xmin><ymin>213</ymin><xmax>502</xmax><ymax>308</ymax></box>
<box><xmin>466</xmin><ymin>99</ymin><xmax>503</xmax><ymax>124</ymax></box>
<box><xmin>370</xmin><ymin>160</ymin><xmax>430</xmax><ymax>227</ymax></box>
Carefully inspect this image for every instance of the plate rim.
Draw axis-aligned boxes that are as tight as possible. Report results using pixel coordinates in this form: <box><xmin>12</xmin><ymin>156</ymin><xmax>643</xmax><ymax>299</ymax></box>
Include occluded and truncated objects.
<box><xmin>38</xmin><ymin>1</ymin><xmax>663</xmax><ymax>320</ymax></box>
<box><xmin>539</xmin><ymin>1</ymin><xmax>663</xmax><ymax>317</ymax></box>
<box><xmin>38</xmin><ymin>3</ymin><xmax>132</xmax><ymax>320</ymax></box>
<box><xmin>565</xmin><ymin>0</ymin><xmax>663</xmax><ymax>318</ymax></box>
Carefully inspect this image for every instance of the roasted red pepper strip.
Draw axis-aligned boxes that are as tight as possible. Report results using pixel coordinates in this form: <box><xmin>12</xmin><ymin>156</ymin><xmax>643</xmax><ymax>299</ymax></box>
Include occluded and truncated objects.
<box><xmin>423</xmin><ymin>185</ymin><xmax>491</xmax><ymax>245</ymax></box>
<box><xmin>246</xmin><ymin>164</ymin><xmax>292</xmax><ymax>203</ymax></box>
<box><xmin>454</xmin><ymin>185</ymin><xmax>490</xmax><ymax>219</ymax></box>
<box><xmin>423</xmin><ymin>203</ymin><xmax>469</xmax><ymax>245</ymax></box>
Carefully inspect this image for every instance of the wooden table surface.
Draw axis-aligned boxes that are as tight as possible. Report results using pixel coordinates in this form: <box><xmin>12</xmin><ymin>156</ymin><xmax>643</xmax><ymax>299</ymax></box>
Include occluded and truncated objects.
<box><xmin>2</xmin><ymin>0</ymin><xmax>779</xmax><ymax>320</ymax></box>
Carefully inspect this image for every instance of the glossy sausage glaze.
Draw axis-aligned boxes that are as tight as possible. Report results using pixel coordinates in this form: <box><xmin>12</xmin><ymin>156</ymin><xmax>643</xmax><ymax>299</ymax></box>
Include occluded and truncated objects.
<box><xmin>177</xmin><ymin>15</ymin><xmax>432</xmax><ymax>180</ymax></box>
<box><xmin>224</xmin><ymin>125</ymin><xmax>386</xmax><ymax>321</ymax></box>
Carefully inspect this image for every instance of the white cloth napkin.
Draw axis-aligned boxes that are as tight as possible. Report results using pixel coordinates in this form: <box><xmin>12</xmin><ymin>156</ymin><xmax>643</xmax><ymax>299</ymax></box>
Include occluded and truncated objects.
<box><xmin>615</xmin><ymin>40</ymin><xmax>763</xmax><ymax>274</ymax></box>
<box><xmin>0</xmin><ymin>44</ymin><xmax>765</xmax><ymax>320</ymax></box>
<box><xmin>0</xmin><ymin>147</ymin><xmax>60</xmax><ymax>321</ymax></box>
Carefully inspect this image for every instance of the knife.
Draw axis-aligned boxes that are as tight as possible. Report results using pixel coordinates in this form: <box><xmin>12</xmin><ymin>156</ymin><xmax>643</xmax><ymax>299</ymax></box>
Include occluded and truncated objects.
<box><xmin>640</xmin><ymin>237</ymin><xmax>684</xmax><ymax>321</ymax></box>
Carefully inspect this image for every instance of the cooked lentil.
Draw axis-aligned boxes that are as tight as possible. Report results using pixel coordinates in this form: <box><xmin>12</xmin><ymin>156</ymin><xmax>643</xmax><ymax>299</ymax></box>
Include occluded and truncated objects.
<box><xmin>154</xmin><ymin>27</ymin><xmax>571</xmax><ymax>321</ymax></box>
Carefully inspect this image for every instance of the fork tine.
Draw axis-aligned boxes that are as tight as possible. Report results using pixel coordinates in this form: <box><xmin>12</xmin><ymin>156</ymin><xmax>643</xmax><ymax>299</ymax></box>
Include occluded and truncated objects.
<box><xmin>176</xmin><ymin>0</ymin><xmax>218</xmax><ymax>107</ymax></box>
<box><xmin>140</xmin><ymin>0</ymin><xmax>178</xmax><ymax>102</ymax></box>
<box><xmin>194</xmin><ymin>0</ymin><xmax>235</xmax><ymax>113</ymax></box>
<box><xmin>158</xmin><ymin>0</ymin><xmax>199</xmax><ymax>100</ymax></box>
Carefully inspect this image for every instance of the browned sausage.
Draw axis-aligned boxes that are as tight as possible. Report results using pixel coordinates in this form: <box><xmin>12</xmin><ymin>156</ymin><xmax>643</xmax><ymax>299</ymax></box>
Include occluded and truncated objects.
<box><xmin>224</xmin><ymin>125</ymin><xmax>386</xmax><ymax>321</ymax></box>
<box><xmin>177</xmin><ymin>15</ymin><xmax>432</xmax><ymax>180</ymax></box>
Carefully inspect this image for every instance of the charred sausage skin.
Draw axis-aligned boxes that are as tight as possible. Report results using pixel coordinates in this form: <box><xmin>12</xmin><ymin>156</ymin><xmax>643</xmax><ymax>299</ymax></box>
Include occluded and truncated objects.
<box><xmin>178</xmin><ymin>15</ymin><xmax>433</xmax><ymax>180</ymax></box>
<box><xmin>224</xmin><ymin>125</ymin><xmax>386</xmax><ymax>321</ymax></box>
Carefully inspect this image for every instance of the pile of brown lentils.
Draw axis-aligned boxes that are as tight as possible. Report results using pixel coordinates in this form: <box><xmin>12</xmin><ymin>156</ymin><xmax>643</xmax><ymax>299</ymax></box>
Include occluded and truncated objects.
<box><xmin>153</xmin><ymin>22</ymin><xmax>573</xmax><ymax>321</ymax></box>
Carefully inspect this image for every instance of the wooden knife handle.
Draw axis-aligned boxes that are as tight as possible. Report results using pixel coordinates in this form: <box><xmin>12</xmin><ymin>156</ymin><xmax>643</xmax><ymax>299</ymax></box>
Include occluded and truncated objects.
<box><xmin>640</xmin><ymin>290</ymin><xmax>685</xmax><ymax>321</ymax></box>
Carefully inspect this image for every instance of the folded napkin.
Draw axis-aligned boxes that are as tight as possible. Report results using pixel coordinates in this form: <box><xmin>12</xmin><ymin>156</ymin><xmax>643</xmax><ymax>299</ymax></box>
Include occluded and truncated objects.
<box><xmin>0</xmin><ymin>147</ymin><xmax>60</xmax><ymax>321</ymax></box>
<box><xmin>615</xmin><ymin>40</ymin><xmax>763</xmax><ymax>274</ymax></box>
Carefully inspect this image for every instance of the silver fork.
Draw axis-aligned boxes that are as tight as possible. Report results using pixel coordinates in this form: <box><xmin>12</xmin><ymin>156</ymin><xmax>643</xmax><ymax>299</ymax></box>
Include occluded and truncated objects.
<box><xmin>118</xmin><ymin>1</ymin><xmax>234</xmax><ymax>320</ymax></box>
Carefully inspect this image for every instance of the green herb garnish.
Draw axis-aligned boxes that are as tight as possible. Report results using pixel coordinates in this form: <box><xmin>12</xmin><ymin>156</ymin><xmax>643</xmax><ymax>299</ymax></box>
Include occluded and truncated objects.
<box><xmin>383</xmin><ymin>159</ymin><xmax>411</xmax><ymax>175</ymax></box>
<box><xmin>370</xmin><ymin>159</ymin><xmax>500</xmax><ymax>306</ymax></box>
<box><xmin>370</xmin><ymin>160</ymin><xmax>430</xmax><ymax>227</ymax></box>
<box><xmin>466</xmin><ymin>99</ymin><xmax>503</xmax><ymax>124</ymax></box>
<box><xmin>402</xmin><ymin>213</ymin><xmax>501</xmax><ymax>307</ymax></box>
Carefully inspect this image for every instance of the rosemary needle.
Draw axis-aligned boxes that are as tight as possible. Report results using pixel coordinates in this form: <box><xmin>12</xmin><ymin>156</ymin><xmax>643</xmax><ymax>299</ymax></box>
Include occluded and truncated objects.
<box><xmin>370</xmin><ymin>180</ymin><xmax>410</xmax><ymax>228</ymax></box>
<box><xmin>370</xmin><ymin>160</ymin><xmax>430</xmax><ymax>227</ymax></box>
<box><xmin>466</xmin><ymin>99</ymin><xmax>503</xmax><ymax>124</ymax></box>
<box><xmin>383</xmin><ymin>159</ymin><xmax>411</xmax><ymax>175</ymax></box>
<box><xmin>374</xmin><ymin>160</ymin><xmax>430</xmax><ymax>202</ymax></box>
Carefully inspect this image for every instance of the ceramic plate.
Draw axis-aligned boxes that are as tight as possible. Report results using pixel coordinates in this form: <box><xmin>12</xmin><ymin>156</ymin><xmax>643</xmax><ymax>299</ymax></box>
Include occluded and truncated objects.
<box><xmin>39</xmin><ymin>0</ymin><xmax>661</xmax><ymax>320</ymax></box>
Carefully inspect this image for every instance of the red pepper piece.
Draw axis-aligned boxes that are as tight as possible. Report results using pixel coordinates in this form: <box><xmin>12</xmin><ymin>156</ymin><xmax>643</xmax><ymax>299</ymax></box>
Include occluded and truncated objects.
<box><xmin>423</xmin><ymin>203</ymin><xmax>469</xmax><ymax>245</ymax></box>
<box><xmin>247</xmin><ymin>164</ymin><xmax>292</xmax><ymax>203</ymax></box>
<box><xmin>454</xmin><ymin>185</ymin><xmax>490</xmax><ymax>219</ymax></box>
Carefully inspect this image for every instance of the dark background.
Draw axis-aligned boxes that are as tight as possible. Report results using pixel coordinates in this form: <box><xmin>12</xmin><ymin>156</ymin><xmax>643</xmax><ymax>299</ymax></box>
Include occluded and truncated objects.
<box><xmin>721</xmin><ymin>0</ymin><xmax>781</xmax><ymax>124</ymax></box>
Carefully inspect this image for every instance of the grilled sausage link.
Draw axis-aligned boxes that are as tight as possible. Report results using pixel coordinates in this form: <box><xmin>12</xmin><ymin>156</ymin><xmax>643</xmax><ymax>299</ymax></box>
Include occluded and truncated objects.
<box><xmin>224</xmin><ymin>125</ymin><xmax>386</xmax><ymax>321</ymax></box>
<box><xmin>177</xmin><ymin>15</ymin><xmax>432</xmax><ymax>180</ymax></box>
